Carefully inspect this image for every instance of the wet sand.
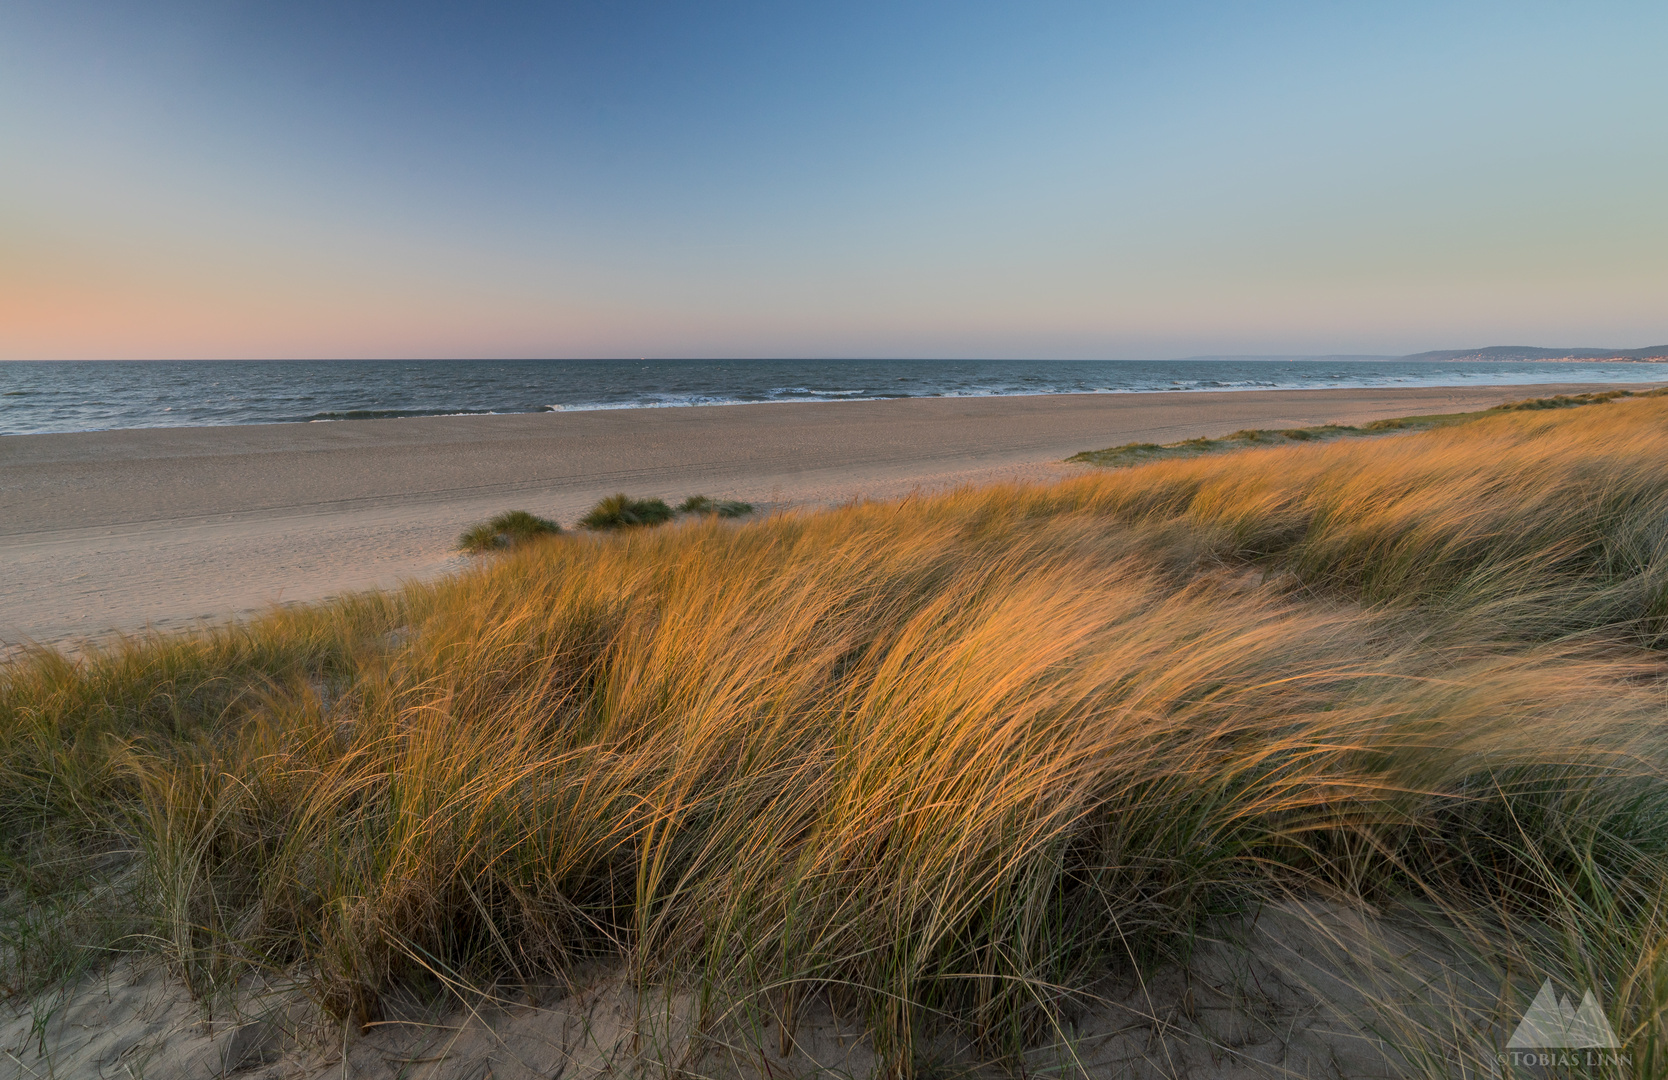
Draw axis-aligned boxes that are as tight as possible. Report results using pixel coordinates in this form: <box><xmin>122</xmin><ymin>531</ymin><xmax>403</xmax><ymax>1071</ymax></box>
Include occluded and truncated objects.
<box><xmin>1</xmin><ymin>383</ymin><xmax>1647</xmax><ymax>651</ymax></box>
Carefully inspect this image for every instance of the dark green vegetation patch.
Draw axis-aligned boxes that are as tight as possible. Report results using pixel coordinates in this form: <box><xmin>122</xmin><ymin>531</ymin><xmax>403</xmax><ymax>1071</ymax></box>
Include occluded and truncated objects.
<box><xmin>677</xmin><ymin>494</ymin><xmax>754</xmax><ymax>518</ymax></box>
<box><xmin>457</xmin><ymin>509</ymin><xmax>561</xmax><ymax>553</ymax></box>
<box><xmin>580</xmin><ymin>493</ymin><xmax>676</xmax><ymax>529</ymax></box>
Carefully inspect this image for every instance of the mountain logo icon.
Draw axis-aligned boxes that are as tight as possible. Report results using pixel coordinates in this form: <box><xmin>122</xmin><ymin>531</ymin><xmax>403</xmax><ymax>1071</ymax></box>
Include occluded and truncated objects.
<box><xmin>1506</xmin><ymin>979</ymin><xmax>1621</xmax><ymax>1049</ymax></box>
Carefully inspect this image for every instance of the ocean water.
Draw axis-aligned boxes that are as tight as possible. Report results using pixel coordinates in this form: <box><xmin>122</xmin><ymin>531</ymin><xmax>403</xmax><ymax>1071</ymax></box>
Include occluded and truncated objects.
<box><xmin>2</xmin><ymin>358</ymin><xmax>1665</xmax><ymax>436</ymax></box>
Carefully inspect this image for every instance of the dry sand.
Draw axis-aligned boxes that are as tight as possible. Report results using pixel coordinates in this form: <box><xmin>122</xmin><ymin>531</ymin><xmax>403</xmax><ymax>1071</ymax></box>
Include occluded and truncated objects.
<box><xmin>1</xmin><ymin>900</ymin><xmax>1501</xmax><ymax>1079</ymax></box>
<box><xmin>1</xmin><ymin>382</ymin><xmax>1649</xmax><ymax>652</ymax></box>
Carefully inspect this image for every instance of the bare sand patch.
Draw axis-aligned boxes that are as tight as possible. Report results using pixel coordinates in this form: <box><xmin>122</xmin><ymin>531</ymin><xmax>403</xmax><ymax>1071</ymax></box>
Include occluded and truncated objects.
<box><xmin>0</xmin><ymin>902</ymin><xmax>1507</xmax><ymax>1079</ymax></box>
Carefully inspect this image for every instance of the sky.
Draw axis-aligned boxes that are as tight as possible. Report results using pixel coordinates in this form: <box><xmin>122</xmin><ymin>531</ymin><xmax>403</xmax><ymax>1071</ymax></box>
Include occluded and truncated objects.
<box><xmin>2</xmin><ymin>1</ymin><xmax>1665</xmax><ymax>361</ymax></box>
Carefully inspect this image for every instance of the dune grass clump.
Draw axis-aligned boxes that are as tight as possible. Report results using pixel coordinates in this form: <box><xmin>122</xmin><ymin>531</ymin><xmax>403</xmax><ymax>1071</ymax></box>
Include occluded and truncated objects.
<box><xmin>1070</xmin><ymin>385</ymin><xmax>1668</xmax><ymax>468</ymax></box>
<box><xmin>1490</xmin><ymin>387</ymin><xmax>1642</xmax><ymax>411</ymax></box>
<box><xmin>580</xmin><ymin>493</ymin><xmax>674</xmax><ymax>530</ymax></box>
<box><xmin>457</xmin><ymin>509</ymin><xmax>561</xmax><ymax>552</ymax></box>
<box><xmin>678</xmin><ymin>494</ymin><xmax>754</xmax><ymax>518</ymax></box>
<box><xmin>7</xmin><ymin>394</ymin><xmax>1668</xmax><ymax>1072</ymax></box>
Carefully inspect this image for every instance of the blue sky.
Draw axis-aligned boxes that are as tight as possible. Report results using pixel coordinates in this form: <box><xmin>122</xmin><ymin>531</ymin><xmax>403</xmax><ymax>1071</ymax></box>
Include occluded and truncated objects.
<box><xmin>2</xmin><ymin>1</ymin><xmax>1665</xmax><ymax>359</ymax></box>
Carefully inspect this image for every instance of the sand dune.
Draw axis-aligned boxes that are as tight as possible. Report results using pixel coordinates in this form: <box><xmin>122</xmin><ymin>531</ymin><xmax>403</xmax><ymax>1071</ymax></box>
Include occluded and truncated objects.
<box><xmin>0</xmin><ymin>383</ymin><xmax>1646</xmax><ymax>652</ymax></box>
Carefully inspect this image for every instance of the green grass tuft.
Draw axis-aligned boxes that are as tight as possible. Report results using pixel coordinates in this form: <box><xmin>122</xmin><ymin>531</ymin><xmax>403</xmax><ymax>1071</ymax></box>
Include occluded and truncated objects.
<box><xmin>579</xmin><ymin>493</ymin><xmax>675</xmax><ymax>529</ymax></box>
<box><xmin>457</xmin><ymin>509</ymin><xmax>561</xmax><ymax>553</ymax></box>
<box><xmin>677</xmin><ymin>494</ymin><xmax>754</xmax><ymax>518</ymax></box>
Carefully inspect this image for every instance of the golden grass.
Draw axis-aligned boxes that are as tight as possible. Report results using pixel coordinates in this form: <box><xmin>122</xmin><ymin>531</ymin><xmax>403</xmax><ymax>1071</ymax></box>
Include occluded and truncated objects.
<box><xmin>7</xmin><ymin>395</ymin><xmax>1668</xmax><ymax>1073</ymax></box>
<box><xmin>1067</xmin><ymin>386</ymin><xmax>1663</xmax><ymax>468</ymax></box>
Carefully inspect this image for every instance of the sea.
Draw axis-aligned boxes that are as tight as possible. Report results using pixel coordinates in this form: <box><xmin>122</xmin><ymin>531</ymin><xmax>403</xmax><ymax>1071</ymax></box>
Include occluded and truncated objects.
<box><xmin>3</xmin><ymin>357</ymin><xmax>1665</xmax><ymax>437</ymax></box>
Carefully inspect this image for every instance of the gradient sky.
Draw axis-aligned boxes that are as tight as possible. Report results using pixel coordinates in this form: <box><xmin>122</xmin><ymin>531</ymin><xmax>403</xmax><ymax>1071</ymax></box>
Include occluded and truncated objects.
<box><xmin>3</xmin><ymin>1</ymin><xmax>1665</xmax><ymax>360</ymax></box>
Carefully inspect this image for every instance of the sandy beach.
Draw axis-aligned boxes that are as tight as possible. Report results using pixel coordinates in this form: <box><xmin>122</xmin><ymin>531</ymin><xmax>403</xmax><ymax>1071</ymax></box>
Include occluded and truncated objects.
<box><xmin>0</xmin><ymin>382</ymin><xmax>1649</xmax><ymax>652</ymax></box>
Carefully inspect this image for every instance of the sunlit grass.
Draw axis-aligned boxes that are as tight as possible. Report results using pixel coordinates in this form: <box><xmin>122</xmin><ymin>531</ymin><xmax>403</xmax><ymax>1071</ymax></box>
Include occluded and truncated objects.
<box><xmin>1068</xmin><ymin>386</ymin><xmax>1664</xmax><ymax>468</ymax></box>
<box><xmin>6</xmin><ymin>394</ymin><xmax>1668</xmax><ymax>1074</ymax></box>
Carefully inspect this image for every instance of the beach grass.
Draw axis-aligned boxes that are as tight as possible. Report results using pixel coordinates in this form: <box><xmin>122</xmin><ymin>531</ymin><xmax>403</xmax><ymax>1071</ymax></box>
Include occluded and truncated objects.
<box><xmin>1067</xmin><ymin>386</ymin><xmax>1662</xmax><ymax>468</ymax></box>
<box><xmin>6</xmin><ymin>395</ymin><xmax>1668</xmax><ymax>1073</ymax></box>
<box><xmin>457</xmin><ymin>509</ymin><xmax>562</xmax><ymax>552</ymax></box>
<box><xmin>678</xmin><ymin>494</ymin><xmax>755</xmax><ymax>518</ymax></box>
<box><xmin>580</xmin><ymin>493</ymin><xmax>676</xmax><ymax>529</ymax></box>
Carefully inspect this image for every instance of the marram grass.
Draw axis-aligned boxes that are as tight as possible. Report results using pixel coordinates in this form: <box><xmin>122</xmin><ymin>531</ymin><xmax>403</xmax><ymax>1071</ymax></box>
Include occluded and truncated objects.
<box><xmin>1068</xmin><ymin>385</ymin><xmax>1664</xmax><ymax>469</ymax></box>
<box><xmin>457</xmin><ymin>508</ymin><xmax>561</xmax><ymax>552</ymax></box>
<box><xmin>7</xmin><ymin>396</ymin><xmax>1668</xmax><ymax>1073</ymax></box>
<box><xmin>678</xmin><ymin>494</ymin><xmax>755</xmax><ymax>518</ymax></box>
<box><xmin>581</xmin><ymin>492</ymin><xmax>676</xmax><ymax>529</ymax></box>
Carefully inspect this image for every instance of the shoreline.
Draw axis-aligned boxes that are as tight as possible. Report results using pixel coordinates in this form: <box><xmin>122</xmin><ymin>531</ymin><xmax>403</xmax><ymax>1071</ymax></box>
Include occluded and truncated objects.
<box><xmin>3</xmin><ymin>381</ymin><xmax>1656</xmax><ymax>653</ymax></box>
<box><xmin>9</xmin><ymin>360</ymin><xmax>1668</xmax><ymax>437</ymax></box>
<box><xmin>12</xmin><ymin>370</ymin><xmax>1668</xmax><ymax>438</ymax></box>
